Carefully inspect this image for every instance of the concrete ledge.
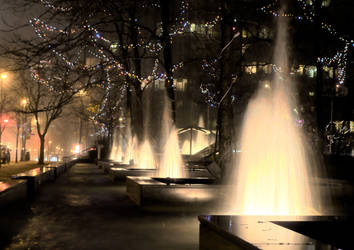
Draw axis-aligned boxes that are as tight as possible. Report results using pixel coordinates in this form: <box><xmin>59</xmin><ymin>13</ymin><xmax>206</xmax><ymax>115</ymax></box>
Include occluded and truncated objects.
<box><xmin>0</xmin><ymin>160</ymin><xmax>75</xmax><ymax>205</ymax></box>
<box><xmin>126</xmin><ymin>176</ymin><xmax>221</xmax><ymax>211</ymax></box>
<box><xmin>108</xmin><ymin>167</ymin><xmax>213</xmax><ymax>182</ymax></box>
<box><xmin>0</xmin><ymin>181</ymin><xmax>27</xmax><ymax>206</ymax></box>
<box><xmin>109</xmin><ymin>168</ymin><xmax>156</xmax><ymax>182</ymax></box>
<box><xmin>198</xmin><ymin>215</ymin><xmax>351</xmax><ymax>249</ymax></box>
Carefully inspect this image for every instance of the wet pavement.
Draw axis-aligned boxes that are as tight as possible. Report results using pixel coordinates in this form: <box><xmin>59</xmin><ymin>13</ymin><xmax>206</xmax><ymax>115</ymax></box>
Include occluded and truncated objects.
<box><xmin>1</xmin><ymin>163</ymin><xmax>199</xmax><ymax>250</ymax></box>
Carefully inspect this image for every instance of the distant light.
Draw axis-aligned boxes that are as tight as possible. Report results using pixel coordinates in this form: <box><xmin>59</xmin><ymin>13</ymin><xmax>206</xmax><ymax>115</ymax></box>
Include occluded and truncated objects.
<box><xmin>1</xmin><ymin>73</ymin><xmax>7</xmax><ymax>79</ymax></box>
<box><xmin>264</xmin><ymin>84</ymin><xmax>270</xmax><ymax>89</ymax></box>
<box><xmin>50</xmin><ymin>156</ymin><xmax>58</xmax><ymax>162</ymax></box>
<box><xmin>74</xmin><ymin>144</ymin><xmax>80</xmax><ymax>154</ymax></box>
<box><xmin>21</xmin><ymin>98</ymin><xmax>28</xmax><ymax>106</ymax></box>
<box><xmin>3</xmin><ymin>119</ymin><xmax>8</xmax><ymax>123</ymax></box>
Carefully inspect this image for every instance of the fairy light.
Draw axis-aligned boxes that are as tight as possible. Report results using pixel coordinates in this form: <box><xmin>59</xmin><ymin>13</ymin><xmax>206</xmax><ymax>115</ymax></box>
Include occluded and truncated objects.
<box><xmin>30</xmin><ymin>0</ymin><xmax>198</xmax><ymax>128</ymax></box>
<box><xmin>40</xmin><ymin>0</ymin><xmax>72</xmax><ymax>12</ymax></box>
<box><xmin>259</xmin><ymin>0</ymin><xmax>354</xmax><ymax>46</ymax></box>
<box><xmin>319</xmin><ymin>43</ymin><xmax>349</xmax><ymax>84</ymax></box>
<box><xmin>258</xmin><ymin>0</ymin><xmax>353</xmax><ymax>87</ymax></box>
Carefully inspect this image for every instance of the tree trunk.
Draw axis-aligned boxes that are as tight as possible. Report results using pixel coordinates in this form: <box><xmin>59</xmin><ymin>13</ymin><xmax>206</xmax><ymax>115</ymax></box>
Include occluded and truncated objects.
<box><xmin>160</xmin><ymin>0</ymin><xmax>176</xmax><ymax>123</ymax></box>
<box><xmin>131</xmin><ymin>7</ymin><xmax>144</xmax><ymax>142</ymax></box>
<box><xmin>15</xmin><ymin>123</ymin><xmax>20</xmax><ymax>163</ymax></box>
<box><xmin>39</xmin><ymin>135</ymin><xmax>45</xmax><ymax>164</ymax></box>
<box><xmin>131</xmin><ymin>83</ymin><xmax>144</xmax><ymax>142</ymax></box>
<box><xmin>217</xmin><ymin>0</ymin><xmax>234</xmax><ymax>179</ymax></box>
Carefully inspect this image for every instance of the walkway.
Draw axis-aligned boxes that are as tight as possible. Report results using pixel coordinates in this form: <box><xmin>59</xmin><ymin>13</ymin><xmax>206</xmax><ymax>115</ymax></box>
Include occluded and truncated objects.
<box><xmin>1</xmin><ymin>163</ymin><xmax>199</xmax><ymax>250</ymax></box>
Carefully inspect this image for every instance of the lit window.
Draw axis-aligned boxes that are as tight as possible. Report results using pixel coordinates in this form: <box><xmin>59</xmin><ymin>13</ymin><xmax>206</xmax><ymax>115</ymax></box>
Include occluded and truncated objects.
<box><xmin>182</xmin><ymin>79</ymin><xmax>187</xmax><ymax>90</ymax></box>
<box><xmin>154</xmin><ymin>80</ymin><xmax>164</xmax><ymax>90</ymax></box>
<box><xmin>322</xmin><ymin>0</ymin><xmax>330</xmax><ymax>7</ymax></box>
<box><xmin>241</xmin><ymin>44</ymin><xmax>249</xmax><ymax>55</ymax></box>
<box><xmin>242</xmin><ymin>29</ymin><xmax>248</xmax><ymax>38</ymax></box>
<box><xmin>297</xmin><ymin>65</ymin><xmax>304</xmax><ymax>75</ymax></box>
<box><xmin>263</xmin><ymin>64</ymin><xmax>272</xmax><ymax>74</ymax></box>
<box><xmin>306</xmin><ymin>66</ymin><xmax>317</xmax><ymax>78</ymax></box>
<box><xmin>259</xmin><ymin>27</ymin><xmax>269</xmax><ymax>39</ymax></box>
<box><xmin>251</xmin><ymin>66</ymin><xmax>257</xmax><ymax>74</ymax></box>
<box><xmin>174</xmin><ymin>78</ymin><xmax>187</xmax><ymax>91</ymax></box>
<box><xmin>110</xmin><ymin>43</ymin><xmax>118</xmax><ymax>53</ymax></box>
<box><xmin>245</xmin><ymin>65</ymin><xmax>257</xmax><ymax>74</ymax></box>
<box><xmin>329</xmin><ymin>68</ymin><xmax>334</xmax><ymax>78</ymax></box>
<box><xmin>323</xmin><ymin>66</ymin><xmax>334</xmax><ymax>79</ymax></box>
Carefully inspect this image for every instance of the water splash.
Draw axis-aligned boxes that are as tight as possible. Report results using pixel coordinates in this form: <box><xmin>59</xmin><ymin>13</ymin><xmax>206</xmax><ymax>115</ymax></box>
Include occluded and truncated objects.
<box><xmin>136</xmin><ymin>140</ymin><xmax>156</xmax><ymax>169</ymax></box>
<box><xmin>109</xmin><ymin>129</ymin><xmax>123</xmax><ymax>162</ymax></box>
<box><xmin>127</xmin><ymin>135</ymin><xmax>138</xmax><ymax>164</ymax></box>
<box><xmin>159</xmin><ymin>126</ymin><xmax>186</xmax><ymax>178</ymax></box>
<box><xmin>228</xmin><ymin>15</ymin><xmax>320</xmax><ymax>215</ymax></box>
<box><xmin>181</xmin><ymin>116</ymin><xmax>214</xmax><ymax>155</ymax></box>
<box><xmin>158</xmin><ymin>91</ymin><xmax>186</xmax><ymax>178</ymax></box>
<box><xmin>110</xmin><ymin>144</ymin><xmax>123</xmax><ymax>162</ymax></box>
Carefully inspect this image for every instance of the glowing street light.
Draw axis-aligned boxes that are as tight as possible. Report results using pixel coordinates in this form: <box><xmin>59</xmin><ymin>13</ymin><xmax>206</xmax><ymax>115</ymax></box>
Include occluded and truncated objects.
<box><xmin>21</xmin><ymin>98</ymin><xmax>28</xmax><ymax>106</ymax></box>
<box><xmin>74</xmin><ymin>144</ymin><xmax>80</xmax><ymax>154</ymax></box>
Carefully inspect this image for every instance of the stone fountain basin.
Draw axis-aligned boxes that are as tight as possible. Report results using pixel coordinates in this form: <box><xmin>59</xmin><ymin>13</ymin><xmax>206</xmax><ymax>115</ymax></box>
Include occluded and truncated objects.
<box><xmin>108</xmin><ymin>166</ymin><xmax>214</xmax><ymax>182</ymax></box>
<box><xmin>126</xmin><ymin>176</ymin><xmax>221</xmax><ymax>211</ymax></box>
<box><xmin>97</xmin><ymin>160</ymin><xmax>131</xmax><ymax>173</ymax></box>
<box><xmin>198</xmin><ymin>215</ymin><xmax>353</xmax><ymax>249</ymax></box>
<box><xmin>152</xmin><ymin>177</ymin><xmax>215</xmax><ymax>185</ymax></box>
<box><xmin>108</xmin><ymin>167</ymin><xmax>156</xmax><ymax>181</ymax></box>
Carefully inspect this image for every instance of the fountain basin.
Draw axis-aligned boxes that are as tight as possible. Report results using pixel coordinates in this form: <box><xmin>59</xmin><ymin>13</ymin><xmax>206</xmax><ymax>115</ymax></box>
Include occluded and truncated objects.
<box><xmin>109</xmin><ymin>167</ymin><xmax>213</xmax><ymax>182</ymax></box>
<box><xmin>199</xmin><ymin>215</ymin><xmax>353</xmax><ymax>249</ymax></box>
<box><xmin>97</xmin><ymin>160</ymin><xmax>131</xmax><ymax>173</ymax></box>
<box><xmin>126</xmin><ymin>176</ymin><xmax>221</xmax><ymax>211</ymax></box>
<box><xmin>152</xmin><ymin>177</ymin><xmax>215</xmax><ymax>185</ymax></box>
<box><xmin>109</xmin><ymin>167</ymin><xmax>156</xmax><ymax>182</ymax></box>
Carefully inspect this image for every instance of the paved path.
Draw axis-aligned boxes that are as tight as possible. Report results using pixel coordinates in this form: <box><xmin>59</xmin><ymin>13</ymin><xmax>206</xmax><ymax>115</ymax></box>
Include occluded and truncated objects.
<box><xmin>2</xmin><ymin>163</ymin><xmax>200</xmax><ymax>250</ymax></box>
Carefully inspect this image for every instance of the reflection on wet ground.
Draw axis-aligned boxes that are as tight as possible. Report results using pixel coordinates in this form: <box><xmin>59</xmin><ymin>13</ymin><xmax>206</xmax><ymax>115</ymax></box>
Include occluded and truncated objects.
<box><xmin>2</xmin><ymin>163</ymin><xmax>199</xmax><ymax>250</ymax></box>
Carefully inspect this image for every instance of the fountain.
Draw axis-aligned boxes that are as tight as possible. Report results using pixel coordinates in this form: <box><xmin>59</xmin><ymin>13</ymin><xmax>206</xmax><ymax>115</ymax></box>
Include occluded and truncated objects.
<box><xmin>126</xmin><ymin>91</ymin><xmax>218</xmax><ymax>210</ymax></box>
<box><xmin>198</xmin><ymin>10</ymin><xmax>344</xmax><ymax>249</ymax></box>
<box><xmin>109</xmin><ymin>131</ymin><xmax>123</xmax><ymax>163</ymax></box>
<box><xmin>107</xmin><ymin>87</ymin><xmax>158</xmax><ymax>181</ymax></box>
<box><xmin>181</xmin><ymin>116</ymin><xmax>215</xmax><ymax>156</ymax></box>
<box><xmin>99</xmin><ymin>123</ymin><xmax>136</xmax><ymax>173</ymax></box>
<box><xmin>108</xmin><ymin>135</ymin><xmax>158</xmax><ymax>181</ymax></box>
<box><xmin>227</xmin><ymin>17</ymin><xmax>320</xmax><ymax>216</ymax></box>
<box><xmin>158</xmin><ymin>93</ymin><xmax>186</xmax><ymax>178</ymax></box>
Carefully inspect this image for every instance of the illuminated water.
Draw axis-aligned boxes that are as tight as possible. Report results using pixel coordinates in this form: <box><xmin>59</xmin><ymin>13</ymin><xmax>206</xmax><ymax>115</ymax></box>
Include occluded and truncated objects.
<box><xmin>136</xmin><ymin>140</ymin><xmax>156</xmax><ymax>169</ymax></box>
<box><xmin>158</xmin><ymin>93</ymin><xmax>186</xmax><ymax>178</ymax></box>
<box><xmin>109</xmin><ymin>129</ymin><xmax>123</xmax><ymax>162</ymax></box>
<box><xmin>229</xmin><ymin>16</ymin><xmax>320</xmax><ymax>215</ymax></box>
<box><xmin>181</xmin><ymin>116</ymin><xmax>214</xmax><ymax>155</ymax></box>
